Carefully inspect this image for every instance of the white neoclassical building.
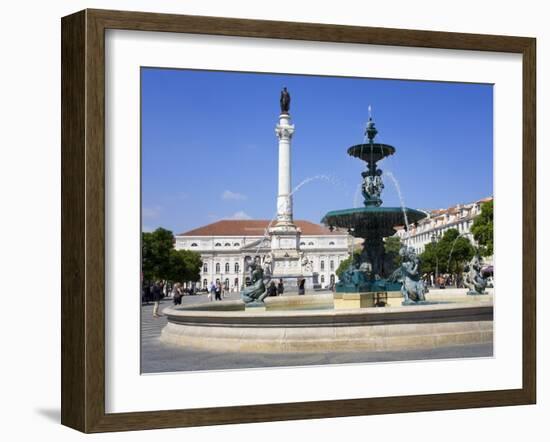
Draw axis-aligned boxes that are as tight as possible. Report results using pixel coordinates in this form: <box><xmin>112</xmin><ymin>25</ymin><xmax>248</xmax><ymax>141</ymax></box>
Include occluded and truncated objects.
<box><xmin>395</xmin><ymin>196</ymin><xmax>493</xmax><ymax>257</ymax></box>
<box><xmin>175</xmin><ymin>220</ymin><xmax>349</xmax><ymax>290</ymax></box>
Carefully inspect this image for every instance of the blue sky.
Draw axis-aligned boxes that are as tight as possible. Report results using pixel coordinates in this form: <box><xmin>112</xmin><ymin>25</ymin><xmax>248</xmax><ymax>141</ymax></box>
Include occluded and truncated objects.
<box><xmin>141</xmin><ymin>68</ymin><xmax>493</xmax><ymax>234</ymax></box>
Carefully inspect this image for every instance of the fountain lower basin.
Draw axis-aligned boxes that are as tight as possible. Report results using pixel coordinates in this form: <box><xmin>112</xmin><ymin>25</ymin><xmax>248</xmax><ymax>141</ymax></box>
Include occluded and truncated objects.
<box><xmin>160</xmin><ymin>293</ymin><xmax>493</xmax><ymax>353</ymax></box>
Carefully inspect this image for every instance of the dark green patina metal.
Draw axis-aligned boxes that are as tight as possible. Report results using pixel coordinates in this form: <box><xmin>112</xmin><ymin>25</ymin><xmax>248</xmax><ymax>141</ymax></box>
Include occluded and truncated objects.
<box><xmin>321</xmin><ymin>117</ymin><xmax>427</xmax><ymax>294</ymax></box>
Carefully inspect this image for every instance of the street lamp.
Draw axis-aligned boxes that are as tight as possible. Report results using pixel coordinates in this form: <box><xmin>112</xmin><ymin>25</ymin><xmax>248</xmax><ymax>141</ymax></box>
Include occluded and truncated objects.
<box><xmin>431</xmin><ymin>233</ymin><xmax>439</xmax><ymax>285</ymax></box>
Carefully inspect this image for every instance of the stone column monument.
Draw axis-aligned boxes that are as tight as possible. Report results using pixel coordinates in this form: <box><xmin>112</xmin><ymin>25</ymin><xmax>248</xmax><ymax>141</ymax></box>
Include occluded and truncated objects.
<box><xmin>268</xmin><ymin>88</ymin><xmax>308</xmax><ymax>288</ymax></box>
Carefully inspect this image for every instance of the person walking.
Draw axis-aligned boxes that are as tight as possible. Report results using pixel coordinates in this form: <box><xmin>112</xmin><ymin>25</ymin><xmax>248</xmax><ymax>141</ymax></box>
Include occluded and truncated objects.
<box><xmin>267</xmin><ymin>281</ymin><xmax>277</xmax><ymax>297</ymax></box>
<box><xmin>152</xmin><ymin>280</ymin><xmax>162</xmax><ymax>318</ymax></box>
<box><xmin>172</xmin><ymin>282</ymin><xmax>183</xmax><ymax>306</ymax></box>
<box><xmin>298</xmin><ymin>278</ymin><xmax>306</xmax><ymax>295</ymax></box>
<box><xmin>277</xmin><ymin>278</ymin><xmax>284</xmax><ymax>296</ymax></box>
<box><xmin>209</xmin><ymin>281</ymin><xmax>216</xmax><ymax>301</ymax></box>
<box><xmin>215</xmin><ymin>282</ymin><xmax>222</xmax><ymax>301</ymax></box>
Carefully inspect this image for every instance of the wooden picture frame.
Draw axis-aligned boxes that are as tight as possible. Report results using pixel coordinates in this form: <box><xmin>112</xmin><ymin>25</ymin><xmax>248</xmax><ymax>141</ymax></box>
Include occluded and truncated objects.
<box><xmin>61</xmin><ymin>8</ymin><xmax>536</xmax><ymax>433</ymax></box>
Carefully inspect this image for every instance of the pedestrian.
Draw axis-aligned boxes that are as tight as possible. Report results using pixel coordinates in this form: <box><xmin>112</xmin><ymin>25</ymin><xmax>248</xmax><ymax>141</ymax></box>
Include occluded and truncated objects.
<box><xmin>215</xmin><ymin>282</ymin><xmax>222</xmax><ymax>301</ymax></box>
<box><xmin>267</xmin><ymin>280</ymin><xmax>277</xmax><ymax>296</ymax></box>
<box><xmin>172</xmin><ymin>283</ymin><xmax>182</xmax><ymax>306</ymax></box>
<box><xmin>277</xmin><ymin>278</ymin><xmax>284</xmax><ymax>296</ymax></box>
<box><xmin>209</xmin><ymin>281</ymin><xmax>216</xmax><ymax>301</ymax></box>
<box><xmin>298</xmin><ymin>278</ymin><xmax>305</xmax><ymax>295</ymax></box>
<box><xmin>152</xmin><ymin>280</ymin><xmax>162</xmax><ymax>318</ymax></box>
<box><xmin>142</xmin><ymin>283</ymin><xmax>151</xmax><ymax>304</ymax></box>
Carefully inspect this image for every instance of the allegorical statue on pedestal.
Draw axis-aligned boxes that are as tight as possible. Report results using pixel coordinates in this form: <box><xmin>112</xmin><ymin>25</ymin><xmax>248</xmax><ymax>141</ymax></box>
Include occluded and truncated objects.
<box><xmin>280</xmin><ymin>87</ymin><xmax>291</xmax><ymax>114</ymax></box>
<box><xmin>389</xmin><ymin>246</ymin><xmax>427</xmax><ymax>303</ymax></box>
<box><xmin>240</xmin><ymin>262</ymin><xmax>269</xmax><ymax>304</ymax></box>
<box><xmin>463</xmin><ymin>255</ymin><xmax>488</xmax><ymax>295</ymax></box>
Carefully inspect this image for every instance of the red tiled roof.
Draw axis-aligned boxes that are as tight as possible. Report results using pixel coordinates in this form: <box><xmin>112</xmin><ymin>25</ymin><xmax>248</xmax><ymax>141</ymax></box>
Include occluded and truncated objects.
<box><xmin>179</xmin><ymin>220</ymin><xmax>341</xmax><ymax>236</ymax></box>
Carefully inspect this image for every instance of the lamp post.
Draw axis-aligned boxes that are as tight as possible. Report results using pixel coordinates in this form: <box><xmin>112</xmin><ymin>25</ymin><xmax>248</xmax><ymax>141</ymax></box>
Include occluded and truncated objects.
<box><xmin>431</xmin><ymin>233</ymin><xmax>440</xmax><ymax>286</ymax></box>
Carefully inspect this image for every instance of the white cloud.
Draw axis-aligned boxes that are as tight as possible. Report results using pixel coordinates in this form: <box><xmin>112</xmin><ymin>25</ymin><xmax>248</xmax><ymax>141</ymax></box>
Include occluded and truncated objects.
<box><xmin>142</xmin><ymin>206</ymin><xmax>161</xmax><ymax>219</ymax></box>
<box><xmin>229</xmin><ymin>210</ymin><xmax>252</xmax><ymax>220</ymax></box>
<box><xmin>221</xmin><ymin>190</ymin><xmax>247</xmax><ymax>201</ymax></box>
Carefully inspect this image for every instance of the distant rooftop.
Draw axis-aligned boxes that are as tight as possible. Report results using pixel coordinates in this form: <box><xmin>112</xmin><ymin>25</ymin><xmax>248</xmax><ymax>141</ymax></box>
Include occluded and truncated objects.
<box><xmin>179</xmin><ymin>219</ymin><xmax>342</xmax><ymax>237</ymax></box>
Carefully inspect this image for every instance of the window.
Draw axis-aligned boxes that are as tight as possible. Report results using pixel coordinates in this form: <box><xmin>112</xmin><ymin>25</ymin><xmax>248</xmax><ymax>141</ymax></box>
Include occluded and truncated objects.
<box><xmin>233</xmin><ymin>242</ymin><xmax>240</xmax><ymax>247</ymax></box>
<box><xmin>330</xmin><ymin>260</ymin><xmax>334</xmax><ymax>271</ymax></box>
<box><xmin>300</xmin><ymin>242</ymin><xmax>305</xmax><ymax>246</ymax></box>
<box><xmin>202</xmin><ymin>278</ymin><xmax>207</xmax><ymax>288</ymax></box>
<box><xmin>234</xmin><ymin>277</ymin><xmax>239</xmax><ymax>288</ymax></box>
<box><xmin>191</xmin><ymin>242</ymin><xmax>198</xmax><ymax>247</ymax></box>
<box><xmin>224</xmin><ymin>242</ymin><xmax>231</xmax><ymax>247</ymax></box>
<box><xmin>225</xmin><ymin>262</ymin><xmax>230</xmax><ymax>272</ymax></box>
<box><xmin>215</xmin><ymin>263</ymin><xmax>220</xmax><ymax>273</ymax></box>
<box><xmin>215</xmin><ymin>242</ymin><xmax>221</xmax><ymax>247</ymax></box>
<box><xmin>234</xmin><ymin>262</ymin><xmax>239</xmax><ymax>273</ymax></box>
<box><xmin>320</xmin><ymin>260</ymin><xmax>325</xmax><ymax>271</ymax></box>
<box><xmin>203</xmin><ymin>263</ymin><xmax>208</xmax><ymax>273</ymax></box>
<box><xmin>329</xmin><ymin>241</ymin><xmax>335</xmax><ymax>246</ymax></box>
<box><xmin>308</xmin><ymin>241</ymin><xmax>314</xmax><ymax>246</ymax></box>
<box><xmin>321</xmin><ymin>275</ymin><xmax>325</xmax><ymax>284</ymax></box>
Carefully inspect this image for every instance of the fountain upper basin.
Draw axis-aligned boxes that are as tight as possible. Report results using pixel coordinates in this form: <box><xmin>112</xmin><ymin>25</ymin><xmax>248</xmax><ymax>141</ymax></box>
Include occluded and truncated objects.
<box><xmin>322</xmin><ymin>206</ymin><xmax>427</xmax><ymax>235</ymax></box>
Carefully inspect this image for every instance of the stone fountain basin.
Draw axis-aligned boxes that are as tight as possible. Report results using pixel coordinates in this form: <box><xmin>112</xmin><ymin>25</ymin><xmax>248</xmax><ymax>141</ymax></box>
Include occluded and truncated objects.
<box><xmin>322</xmin><ymin>206</ymin><xmax>427</xmax><ymax>234</ymax></box>
<box><xmin>347</xmin><ymin>143</ymin><xmax>396</xmax><ymax>162</ymax></box>
<box><xmin>160</xmin><ymin>294</ymin><xmax>493</xmax><ymax>353</ymax></box>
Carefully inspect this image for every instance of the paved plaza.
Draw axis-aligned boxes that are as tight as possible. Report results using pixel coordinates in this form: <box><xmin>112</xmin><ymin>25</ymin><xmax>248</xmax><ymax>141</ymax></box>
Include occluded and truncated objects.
<box><xmin>141</xmin><ymin>292</ymin><xmax>493</xmax><ymax>374</ymax></box>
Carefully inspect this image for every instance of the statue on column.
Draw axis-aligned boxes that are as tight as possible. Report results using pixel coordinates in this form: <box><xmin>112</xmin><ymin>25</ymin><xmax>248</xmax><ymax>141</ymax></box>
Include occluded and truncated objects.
<box><xmin>280</xmin><ymin>87</ymin><xmax>291</xmax><ymax>114</ymax></box>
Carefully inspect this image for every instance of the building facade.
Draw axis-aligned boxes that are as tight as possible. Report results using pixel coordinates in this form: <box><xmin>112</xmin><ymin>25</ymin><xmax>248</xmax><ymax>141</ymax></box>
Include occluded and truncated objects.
<box><xmin>175</xmin><ymin>220</ymin><xmax>349</xmax><ymax>290</ymax></box>
<box><xmin>395</xmin><ymin>197</ymin><xmax>493</xmax><ymax>256</ymax></box>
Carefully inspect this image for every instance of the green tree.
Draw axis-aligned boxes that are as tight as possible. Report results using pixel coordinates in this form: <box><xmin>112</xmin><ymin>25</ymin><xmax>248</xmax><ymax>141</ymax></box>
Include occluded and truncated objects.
<box><xmin>142</xmin><ymin>228</ymin><xmax>174</xmax><ymax>281</ymax></box>
<box><xmin>335</xmin><ymin>251</ymin><xmax>360</xmax><ymax>279</ymax></box>
<box><xmin>141</xmin><ymin>227</ymin><xmax>203</xmax><ymax>283</ymax></box>
<box><xmin>419</xmin><ymin>242</ymin><xmax>439</xmax><ymax>275</ymax></box>
<box><xmin>419</xmin><ymin>228</ymin><xmax>474</xmax><ymax>279</ymax></box>
<box><xmin>438</xmin><ymin>228</ymin><xmax>474</xmax><ymax>275</ymax></box>
<box><xmin>384</xmin><ymin>236</ymin><xmax>403</xmax><ymax>273</ymax></box>
<box><xmin>471</xmin><ymin>200</ymin><xmax>494</xmax><ymax>256</ymax></box>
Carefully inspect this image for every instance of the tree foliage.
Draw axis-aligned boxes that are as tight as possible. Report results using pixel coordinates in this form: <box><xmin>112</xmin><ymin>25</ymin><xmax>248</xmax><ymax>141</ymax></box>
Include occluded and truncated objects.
<box><xmin>142</xmin><ymin>228</ymin><xmax>202</xmax><ymax>282</ymax></box>
<box><xmin>419</xmin><ymin>228</ymin><xmax>474</xmax><ymax>275</ymax></box>
<box><xmin>335</xmin><ymin>251</ymin><xmax>360</xmax><ymax>279</ymax></box>
<box><xmin>384</xmin><ymin>235</ymin><xmax>403</xmax><ymax>273</ymax></box>
<box><xmin>471</xmin><ymin>200</ymin><xmax>493</xmax><ymax>256</ymax></box>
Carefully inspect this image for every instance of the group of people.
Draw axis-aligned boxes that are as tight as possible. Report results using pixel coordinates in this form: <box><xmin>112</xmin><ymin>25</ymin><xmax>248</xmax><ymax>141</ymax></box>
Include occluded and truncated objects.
<box><xmin>141</xmin><ymin>280</ymin><xmax>169</xmax><ymax>318</ymax></box>
<box><xmin>422</xmin><ymin>273</ymin><xmax>462</xmax><ymax>289</ymax></box>
<box><xmin>207</xmin><ymin>278</ymin><xmax>286</xmax><ymax>301</ymax></box>
<box><xmin>266</xmin><ymin>279</ymin><xmax>286</xmax><ymax>297</ymax></box>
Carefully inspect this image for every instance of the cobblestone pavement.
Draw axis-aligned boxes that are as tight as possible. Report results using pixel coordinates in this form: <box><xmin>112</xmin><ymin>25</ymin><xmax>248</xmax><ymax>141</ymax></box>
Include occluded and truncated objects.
<box><xmin>141</xmin><ymin>293</ymin><xmax>493</xmax><ymax>374</ymax></box>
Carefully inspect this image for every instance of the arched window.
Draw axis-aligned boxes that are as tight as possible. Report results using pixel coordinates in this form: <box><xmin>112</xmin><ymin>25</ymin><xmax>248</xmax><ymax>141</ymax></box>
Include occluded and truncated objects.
<box><xmin>203</xmin><ymin>263</ymin><xmax>208</xmax><ymax>273</ymax></box>
<box><xmin>215</xmin><ymin>263</ymin><xmax>220</xmax><ymax>273</ymax></box>
<box><xmin>233</xmin><ymin>242</ymin><xmax>240</xmax><ymax>247</ymax></box>
<box><xmin>330</xmin><ymin>260</ymin><xmax>334</xmax><ymax>271</ymax></box>
<box><xmin>234</xmin><ymin>262</ymin><xmax>239</xmax><ymax>273</ymax></box>
<box><xmin>300</xmin><ymin>242</ymin><xmax>305</xmax><ymax>246</ymax></box>
<box><xmin>234</xmin><ymin>277</ymin><xmax>239</xmax><ymax>288</ymax></box>
<box><xmin>224</xmin><ymin>242</ymin><xmax>231</xmax><ymax>247</ymax></box>
<box><xmin>191</xmin><ymin>243</ymin><xmax>198</xmax><ymax>247</ymax></box>
<box><xmin>202</xmin><ymin>278</ymin><xmax>207</xmax><ymax>288</ymax></box>
<box><xmin>329</xmin><ymin>241</ymin><xmax>335</xmax><ymax>246</ymax></box>
<box><xmin>308</xmin><ymin>241</ymin><xmax>314</xmax><ymax>246</ymax></box>
<box><xmin>321</xmin><ymin>275</ymin><xmax>325</xmax><ymax>283</ymax></box>
<box><xmin>214</xmin><ymin>242</ymin><xmax>221</xmax><ymax>247</ymax></box>
<box><xmin>225</xmin><ymin>262</ymin><xmax>230</xmax><ymax>272</ymax></box>
<box><xmin>320</xmin><ymin>260</ymin><xmax>325</xmax><ymax>271</ymax></box>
